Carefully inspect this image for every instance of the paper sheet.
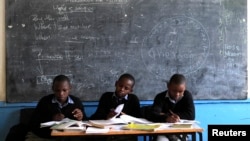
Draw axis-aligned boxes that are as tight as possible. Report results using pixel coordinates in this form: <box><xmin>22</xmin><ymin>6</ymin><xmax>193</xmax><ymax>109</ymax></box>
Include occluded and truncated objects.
<box><xmin>40</xmin><ymin>118</ymin><xmax>71</xmax><ymax>128</ymax></box>
<box><xmin>110</xmin><ymin>104</ymin><xmax>124</xmax><ymax>120</ymax></box>
<box><xmin>86</xmin><ymin>127</ymin><xmax>110</xmax><ymax>133</ymax></box>
<box><xmin>120</xmin><ymin>114</ymin><xmax>153</xmax><ymax>124</ymax></box>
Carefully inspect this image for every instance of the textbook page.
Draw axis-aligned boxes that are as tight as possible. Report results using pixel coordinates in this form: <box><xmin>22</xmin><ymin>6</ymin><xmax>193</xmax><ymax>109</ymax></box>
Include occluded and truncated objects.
<box><xmin>122</xmin><ymin>123</ymin><xmax>161</xmax><ymax>131</ymax></box>
<box><xmin>110</xmin><ymin>104</ymin><xmax>124</xmax><ymax>120</ymax></box>
<box><xmin>171</xmin><ymin>123</ymin><xmax>193</xmax><ymax>128</ymax></box>
<box><xmin>86</xmin><ymin>127</ymin><xmax>110</xmax><ymax>133</ymax></box>
<box><xmin>170</xmin><ymin>119</ymin><xmax>200</xmax><ymax>128</ymax></box>
<box><xmin>40</xmin><ymin>118</ymin><xmax>71</xmax><ymax>128</ymax></box>
<box><xmin>119</xmin><ymin>114</ymin><xmax>153</xmax><ymax>124</ymax></box>
<box><xmin>50</xmin><ymin>120</ymin><xmax>87</xmax><ymax>131</ymax></box>
<box><xmin>179</xmin><ymin>119</ymin><xmax>200</xmax><ymax>124</ymax></box>
<box><xmin>89</xmin><ymin>118</ymin><xmax>126</xmax><ymax>128</ymax></box>
<box><xmin>88</xmin><ymin>114</ymin><xmax>152</xmax><ymax>128</ymax></box>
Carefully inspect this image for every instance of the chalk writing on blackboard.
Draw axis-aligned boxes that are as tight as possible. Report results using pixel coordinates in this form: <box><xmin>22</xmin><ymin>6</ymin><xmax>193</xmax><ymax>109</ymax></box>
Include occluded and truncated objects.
<box><xmin>5</xmin><ymin>0</ymin><xmax>247</xmax><ymax>102</ymax></box>
<box><xmin>142</xmin><ymin>16</ymin><xmax>210</xmax><ymax>79</ymax></box>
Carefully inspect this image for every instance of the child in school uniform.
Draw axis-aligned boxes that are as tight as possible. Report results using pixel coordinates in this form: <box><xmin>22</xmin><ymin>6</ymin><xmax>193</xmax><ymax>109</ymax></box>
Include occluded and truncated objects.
<box><xmin>148</xmin><ymin>73</ymin><xmax>195</xmax><ymax>141</ymax></box>
<box><xmin>26</xmin><ymin>74</ymin><xmax>87</xmax><ymax>141</ymax></box>
<box><xmin>90</xmin><ymin>73</ymin><xmax>141</xmax><ymax>141</ymax></box>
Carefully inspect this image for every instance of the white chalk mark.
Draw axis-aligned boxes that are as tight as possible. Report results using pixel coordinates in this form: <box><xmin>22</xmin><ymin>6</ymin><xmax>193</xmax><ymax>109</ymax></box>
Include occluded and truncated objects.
<box><xmin>64</xmin><ymin>41</ymin><xmax>85</xmax><ymax>43</ymax></box>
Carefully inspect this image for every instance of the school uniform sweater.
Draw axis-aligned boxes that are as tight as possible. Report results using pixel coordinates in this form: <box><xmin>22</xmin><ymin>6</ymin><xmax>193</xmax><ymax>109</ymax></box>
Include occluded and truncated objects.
<box><xmin>148</xmin><ymin>90</ymin><xmax>195</xmax><ymax>122</ymax></box>
<box><xmin>29</xmin><ymin>94</ymin><xmax>86</xmax><ymax>138</ymax></box>
<box><xmin>90</xmin><ymin>92</ymin><xmax>141</xmax><ymax>120</ymax></box>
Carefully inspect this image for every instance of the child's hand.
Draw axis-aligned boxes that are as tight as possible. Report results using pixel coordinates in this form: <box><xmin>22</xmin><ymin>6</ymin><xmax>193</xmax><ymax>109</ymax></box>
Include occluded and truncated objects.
<box><xmin>72</xmin><ymin>108</ymin><xmax>84</xmax><ymax>120</ymax></box>
<box><xmin>166</xmin><ymin>115</ymin><xmax>180</xmax><ymax>123</ymax></box>
<box><xmin>52</xmin><ymin>113</ymin><xmax>65</xmax><ymax>121</ymax></box>
<box><xmin>166</xmin><ymin>110</ymin><xmax>180</xmax><ymax>123</ymax></box>
<box><xmin>106</xmin><ymin>108</ymin><xmax>117</xmax><ymax>119</ymax></box>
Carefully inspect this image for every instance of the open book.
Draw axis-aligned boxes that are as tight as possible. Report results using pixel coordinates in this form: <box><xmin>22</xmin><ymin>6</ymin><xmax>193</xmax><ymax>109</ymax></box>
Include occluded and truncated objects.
<box><xmin>170</xmin><ymin>119</ymin><xmax>200</xmax><ymax>128</ymax></box>
<box><xmin>40</xmin><ymin>118</ymin><xmax>71</xmax><ymax>128</ymax></box>
<box><xmin>171</xmin><ymin>123</ymin><xmax>193</xmax><ymax>128</ymax></box>
<box><xmin>85</xmin><ymin>127</ymin><xmax>110</xmax><ymax>134</ymax></box>
<box><xmin>120</xmin><ymin>114</ymin><xmax>153</xmax><ymax>124</ymax></box>
<box><xmin>122</xmin><ymin>123</ymin><xmax>161</xmax><ymax>131</ymax></box>
<box><xmin>179</xmin><ymin>119</ymin><xmax>200</xmax><ymax>124</ymax></box>
<box><xmin>110</xmin><ymin>104</ymin><xmax>124</xmax><ymax>120</ymax></box>
<box><xmin>89</xmin><ymin>114</ymin><xmax>152</xmax><ymax>128</ymax></box>
<box><xmin>50</xmin><ymin>120</ymin><xmax>88</xmax><ymax>131</ymax></box>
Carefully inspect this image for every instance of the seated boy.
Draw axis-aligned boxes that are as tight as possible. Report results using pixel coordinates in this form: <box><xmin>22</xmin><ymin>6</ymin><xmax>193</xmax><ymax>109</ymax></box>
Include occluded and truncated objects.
<box><xmin>90</xmin><ymin>73</ymin><xmax>141</xmax><ymax>141</ymax></box>
<box><xmin>149</xmin><ymin>73</ymin><xmax>195</xmax><ymax>141</ymax></box>
<box><xmin>26</xmin><ymin>74</ymin><xmax>87</xmax><ymax>141</ymax></box>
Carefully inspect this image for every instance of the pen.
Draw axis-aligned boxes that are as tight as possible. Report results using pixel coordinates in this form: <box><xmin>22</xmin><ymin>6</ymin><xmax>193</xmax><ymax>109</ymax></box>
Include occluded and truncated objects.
<box><xmin>120</xmin><ymin>112</ymin><xmax>126</xmax><ymax>115</ymax></box>
<box><xmin>169</xmin><ymin>110</ymin><xmax>180</xmax><ymax>122</ymax></box>
<box><xmin>57</xmin><ymin>107</ymin><xmax>62</xmax><ymax>113</ymax></box>
<box><xmin>169</xmin><ymin>109</ymin><xmax>174</xmax><ymax>115</ymax></box>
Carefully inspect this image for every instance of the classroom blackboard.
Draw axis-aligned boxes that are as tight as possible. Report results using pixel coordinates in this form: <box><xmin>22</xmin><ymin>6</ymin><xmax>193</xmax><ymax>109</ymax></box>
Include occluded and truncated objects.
<box><xmin>6</xmin><ymin>0</ymin><xmax>247</xmax><ymax>102</ymax></box>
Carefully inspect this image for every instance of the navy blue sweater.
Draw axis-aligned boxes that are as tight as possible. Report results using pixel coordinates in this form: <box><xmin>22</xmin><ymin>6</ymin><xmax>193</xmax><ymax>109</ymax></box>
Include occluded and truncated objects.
<box><xmin>148</xmin><ymin>90</ymin><xmax>195</xmax><ymax>122</ymax></box>
<box><xmin>30</xmin><ymin>94</ymin><xmax>86</xmax><ymax>138</ymax></box>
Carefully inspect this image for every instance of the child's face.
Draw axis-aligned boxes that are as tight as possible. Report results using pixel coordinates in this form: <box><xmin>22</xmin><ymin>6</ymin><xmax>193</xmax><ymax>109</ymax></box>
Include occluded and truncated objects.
<box><xmin>52</xmin><ymin>80</ymin><xmax>71</xmax><ymax>104</ymax></box>
<box><xmin>115</xmin><ymin>78</ymin><xmax>134</xmax><ymax>98</ymax></box>
<box><xmin>168</xmin><ymin>83</ymin><xmax>185</xmax><ymax>102</ymax></box>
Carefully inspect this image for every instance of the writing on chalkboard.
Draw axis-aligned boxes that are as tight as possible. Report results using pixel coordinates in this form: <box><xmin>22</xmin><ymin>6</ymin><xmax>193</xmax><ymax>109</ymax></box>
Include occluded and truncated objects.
<box><xmin>6</xmin><ymin>0</ymin><xmax>247</xmax><ymax>102</ymax></box>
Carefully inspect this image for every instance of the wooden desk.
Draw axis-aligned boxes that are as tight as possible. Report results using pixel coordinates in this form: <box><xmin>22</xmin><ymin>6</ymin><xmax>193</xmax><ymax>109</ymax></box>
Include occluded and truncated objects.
<box><xmin>51</xmin><ymin>125</ymin><xmax>203</xmax><ymax>141</ymax></box>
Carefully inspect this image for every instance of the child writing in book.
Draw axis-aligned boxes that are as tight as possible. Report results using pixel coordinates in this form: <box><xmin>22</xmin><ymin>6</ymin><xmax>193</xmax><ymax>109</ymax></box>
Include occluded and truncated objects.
<box><xmin>26</xmin><ymin>74</ymin><xmax>87</xmax><ymax>141</ymax></box>
<box><xmin>90</xmin><ymin>73</ymin><xmax>141</xmax><ymax>141</ymax></box>
<box><xmin>148</xmin><ymin>73</ymin><xmax>195</xmax><ymax>141</ymax></box>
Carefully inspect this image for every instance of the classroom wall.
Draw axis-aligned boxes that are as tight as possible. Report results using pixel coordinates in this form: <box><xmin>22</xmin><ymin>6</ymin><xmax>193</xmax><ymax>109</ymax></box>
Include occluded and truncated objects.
<box><xmin>0</xmin><ymin>1</ymin><xmax>250</xmax><ymax>141</ymax></box>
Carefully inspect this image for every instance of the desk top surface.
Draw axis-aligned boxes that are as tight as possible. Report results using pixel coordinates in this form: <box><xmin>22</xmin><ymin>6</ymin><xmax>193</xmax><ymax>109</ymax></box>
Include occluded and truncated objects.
<box><xmin>51</xmin><ymin>124</ymin><xmax>203</xmax><ymax>136</ymax></box>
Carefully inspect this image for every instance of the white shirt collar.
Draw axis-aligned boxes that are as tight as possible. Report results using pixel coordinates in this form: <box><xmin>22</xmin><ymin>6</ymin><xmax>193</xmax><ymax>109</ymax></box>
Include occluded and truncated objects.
<box><xmin>113</xmin><ymin>92</ymin><xmax>128</xmax><ymax>100</ymax></box>
<box><xmin>165</xmin><ymin>91</ymin><xmax>183</xmax><ymax>104</ymax></box>
<box><xmin>52</xmin><ymin>96</ymin><xmax>74</xmax><ymax>108</ymax></box>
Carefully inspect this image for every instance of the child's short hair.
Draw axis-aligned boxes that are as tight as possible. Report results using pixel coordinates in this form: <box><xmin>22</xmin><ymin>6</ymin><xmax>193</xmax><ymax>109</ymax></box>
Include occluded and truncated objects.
<box><xmin>169</xmin><ymin>73</ymin><xmax>186</xmax><ymax>85</ymax></box>
<box><xmin>118</xmin><ymin>73</ymin><xmax>135</xmax><ymax>86</ymax></box>
<box><xmin>52</xmin><ymin>75</ymin><xmax>71</xmax><ymax>86</ymax></box>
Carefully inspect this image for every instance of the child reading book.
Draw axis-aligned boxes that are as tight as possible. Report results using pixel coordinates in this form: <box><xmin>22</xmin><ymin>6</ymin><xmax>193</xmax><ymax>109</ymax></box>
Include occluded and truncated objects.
<box><xmin>26</xmin><ymin>75</ymin><xmax>87</xmax><ymax>141</ymax></box>
<box><xmin>90</xmin><ymin>73</ymin><xmax>141</xmax><ymax>141</ymax></box>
